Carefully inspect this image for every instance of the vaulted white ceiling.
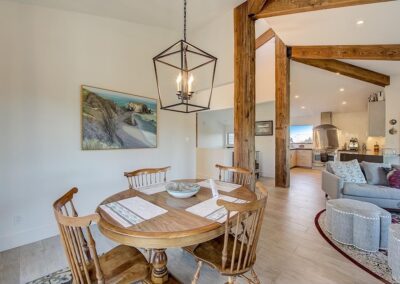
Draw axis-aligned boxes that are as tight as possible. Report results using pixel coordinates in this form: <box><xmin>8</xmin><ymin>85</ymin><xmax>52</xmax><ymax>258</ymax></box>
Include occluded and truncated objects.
<box><xmin>255</xmin><ymin>1</ymin><xmax>400</xmax><ymax>117</ymax></box>
<box><xmin>7</xmin><ymin>0</ymin><xmax>245</xmax><ymax>32</ymax></box>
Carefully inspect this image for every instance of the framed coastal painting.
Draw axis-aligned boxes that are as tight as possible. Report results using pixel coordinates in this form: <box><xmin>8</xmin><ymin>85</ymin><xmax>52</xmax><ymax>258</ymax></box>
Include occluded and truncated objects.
<box><xmin>255</xmin><ymin>120</ymin><xmax>273</xmax><ymax>136</ymax></box>
<box><xmin>81</xmin><ymin>85</ymin><xmax>157</xmax><ymax>150</ymax></box>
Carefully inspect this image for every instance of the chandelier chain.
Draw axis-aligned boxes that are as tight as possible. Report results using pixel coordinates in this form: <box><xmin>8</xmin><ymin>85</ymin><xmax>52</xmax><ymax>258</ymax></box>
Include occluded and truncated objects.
<box><xmin>184</xmin><ymin>0</ymin><xmax>187</xmax><ymax>41</ymax></box>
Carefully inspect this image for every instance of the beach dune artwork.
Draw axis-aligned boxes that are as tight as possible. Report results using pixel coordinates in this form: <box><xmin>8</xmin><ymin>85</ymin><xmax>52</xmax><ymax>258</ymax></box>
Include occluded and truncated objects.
<box><xmin>81</xmin><ymin>85</ymin><xmax>157</xmax><ymax>150</ymax></box>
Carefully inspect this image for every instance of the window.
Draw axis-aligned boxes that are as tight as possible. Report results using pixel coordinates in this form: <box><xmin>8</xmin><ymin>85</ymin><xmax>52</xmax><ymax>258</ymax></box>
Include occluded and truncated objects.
<box><xmin>290</xmin><ymin>125</ymin><xmax>313</xmax><ymax>144</ymax></box>
<box><xmin>226</xmin><ymin>132</ymin><xmax>234</xmax><ymax>146</ymax></box>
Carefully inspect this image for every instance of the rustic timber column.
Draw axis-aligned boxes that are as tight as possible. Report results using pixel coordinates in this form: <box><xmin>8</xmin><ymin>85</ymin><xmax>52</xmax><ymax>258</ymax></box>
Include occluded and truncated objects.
<box><xmin>275</xmin><ymin>36</ymin><xmax>290</xmax><ymax>188</ymax></box>
<box><xmin>234</xmin><ymin>2</ymin><xmax>256</xmax><ymax>188</ymax></box>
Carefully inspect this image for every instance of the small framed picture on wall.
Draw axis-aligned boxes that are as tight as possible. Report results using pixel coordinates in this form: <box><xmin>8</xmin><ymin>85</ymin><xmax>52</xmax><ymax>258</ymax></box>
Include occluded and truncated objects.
<box><xmin>255</xmin><ymin>120</ymin><xmax>273</xmax><ymax>136</ymax></box>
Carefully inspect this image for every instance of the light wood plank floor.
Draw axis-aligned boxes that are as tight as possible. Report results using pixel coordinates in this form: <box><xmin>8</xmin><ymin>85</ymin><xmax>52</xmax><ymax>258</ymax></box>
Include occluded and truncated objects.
<box><xmin>0</xmin><ymin>168</ymin><xmax>380</xmax><ymax>283</ymax></box>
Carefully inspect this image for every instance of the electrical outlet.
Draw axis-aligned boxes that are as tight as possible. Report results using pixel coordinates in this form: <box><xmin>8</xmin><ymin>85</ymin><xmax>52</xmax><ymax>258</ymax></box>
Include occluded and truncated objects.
<box><xmin>13</xmin><ymin>215</ymin><xmax>22</xmax><ymax>226</ymax></box>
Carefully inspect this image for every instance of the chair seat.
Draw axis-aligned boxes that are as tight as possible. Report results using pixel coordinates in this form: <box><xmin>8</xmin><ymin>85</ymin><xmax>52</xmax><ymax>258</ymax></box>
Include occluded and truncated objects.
<box><xmin>188</xmin><ymin>234</ymin><xmax>253</xmax><ymax>275</ymax></box>
<box><xmin>88</xmin><ymin>245</ymin><xmax>150</xmax><ymax>283</ymax></box>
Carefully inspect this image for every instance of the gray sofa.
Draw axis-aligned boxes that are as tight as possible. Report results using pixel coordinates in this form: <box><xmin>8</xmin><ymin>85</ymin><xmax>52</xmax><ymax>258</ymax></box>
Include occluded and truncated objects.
<box><xmin>322</xmin><ymin>162</ymin><xmax>400</xmax><ymax>210</ymax></box>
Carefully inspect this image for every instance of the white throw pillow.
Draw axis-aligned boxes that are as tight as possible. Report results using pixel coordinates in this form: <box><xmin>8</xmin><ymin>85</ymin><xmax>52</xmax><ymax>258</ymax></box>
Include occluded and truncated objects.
<box><xmin>329</xmin><ymin>159</ymin><xmax>367</xmax><ymax>184</ymax></box>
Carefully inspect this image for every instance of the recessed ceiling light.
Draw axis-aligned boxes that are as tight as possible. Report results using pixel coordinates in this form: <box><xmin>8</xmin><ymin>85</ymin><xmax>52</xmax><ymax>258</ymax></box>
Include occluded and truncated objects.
<box><xmin>356</xmin><ymin>20</ymin><xmax>364</xmax><ymax>25</ymax></box>
<box><xmin>342</xmin><ymin>101</ymin><xmax>347</xmax><ymax>105</ymax></box>
<box><xmin>340</xmin><ymin>88</ymin><xmax>345</xmax><ymax>92</ymax></box>
<box><xmin>301</xmin><ymin>106</ymin><xmax>306</xmax><ymax>109</ymax></box>
<box><xmin>336</xmin><ymin>72</ymin><xmax>341</xmax><ymax>75</ymax></box>
<box><xmin>295</xmin><ymin>95</ymin><xmax>300</xmax><ymax>99</ymax></box>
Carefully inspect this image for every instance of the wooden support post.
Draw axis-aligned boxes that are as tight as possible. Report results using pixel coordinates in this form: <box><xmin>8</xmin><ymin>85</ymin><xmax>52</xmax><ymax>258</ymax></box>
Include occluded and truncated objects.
<box><xmin>234</xmin><ymin>2</ymin><xmax>256</xmax><ymax>188</ymax></box>
<box><xmin>275</xmin><ymin>36</ymin><xmax>290</xmax><ymax>188</ymax></box>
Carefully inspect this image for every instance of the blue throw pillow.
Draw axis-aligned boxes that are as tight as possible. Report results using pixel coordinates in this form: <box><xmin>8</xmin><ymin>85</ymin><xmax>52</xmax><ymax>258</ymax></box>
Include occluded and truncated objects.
<box><xmin>329</xmin><ymin>159</ymin><xmax>367</xmax><ymax>184</ymax></box>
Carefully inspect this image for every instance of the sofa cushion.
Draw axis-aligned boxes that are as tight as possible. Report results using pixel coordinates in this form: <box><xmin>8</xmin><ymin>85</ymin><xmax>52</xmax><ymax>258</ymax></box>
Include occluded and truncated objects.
<box><xmin>329</xmin><ymin>160</ymin><xmax>367</xmax><ymax>184</ymax></box>
<box><xmin>343</xmin><ymin>183</ymin><xmax>400</xmax><ymax>200</ymax></box>
<box><xmin>361</xmin><ymin>161</ymin><xmax>390</xmax><ymax>185</ymax></box>
<box><xmin>387</xmin><ymin>169</ymin><xmax>400</xmax><ymax>189</ymax></box>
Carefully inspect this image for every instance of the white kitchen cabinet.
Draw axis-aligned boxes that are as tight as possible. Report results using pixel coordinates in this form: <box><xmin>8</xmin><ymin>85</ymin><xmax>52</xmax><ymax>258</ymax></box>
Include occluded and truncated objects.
<box><xmin>290</xmin><ymin>150</ymin><xmax>297</xmax><ymax>168</ymax></box>
<box><xmin>368</xmin><ymin>101</ymin><xmax>385</xmax><ymax>137</ymax></box>
<box><xmin>295</xmin><ymin>150</ymin><xmax>313</xmax><ymax>168</ymax></box>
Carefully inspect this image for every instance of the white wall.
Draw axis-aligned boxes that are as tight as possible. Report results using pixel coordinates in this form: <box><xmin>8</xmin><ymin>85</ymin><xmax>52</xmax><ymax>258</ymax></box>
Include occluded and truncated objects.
<box><xmin>197</xmin><ymin>102</ymin><xmax>275</xmax><ymax>178</ymax></box>
<box><xmin>196</xmin><ymin>148</ymin><xmax>233</xmax><ymax>179</ymax></box>
<box><xmin>0</xmin><ymin>1</ymin><xmax>196</xmax><ymax>251</ymax></box>
<box><xmin>385</xmin><ymin>75</ymin><xmax>400</xmax><ymax>153</ymax></box>
<box><xmin>255</xmin><ymin>102</ymin><xmax>275</xmax><ymax>177</ymax></box>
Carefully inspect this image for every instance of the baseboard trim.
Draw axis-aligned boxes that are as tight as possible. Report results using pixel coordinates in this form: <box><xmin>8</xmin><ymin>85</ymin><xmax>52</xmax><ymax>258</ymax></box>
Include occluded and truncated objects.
<box><xmin>0</xmin><ymin>224</ymin><xmax>59</xmax><ymax>252</ymax></box>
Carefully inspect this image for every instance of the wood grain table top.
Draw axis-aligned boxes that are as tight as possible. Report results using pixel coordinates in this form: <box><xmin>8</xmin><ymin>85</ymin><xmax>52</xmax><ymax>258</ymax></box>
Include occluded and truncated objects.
<box><xmin>96</xmin><ymin>179</ymin><xmax>255</xmax><ymax>249</ymax></box>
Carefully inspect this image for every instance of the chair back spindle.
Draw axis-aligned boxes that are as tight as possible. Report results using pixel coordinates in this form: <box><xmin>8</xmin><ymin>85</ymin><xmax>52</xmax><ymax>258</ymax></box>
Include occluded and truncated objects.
<box><xmin>215</xmin><ymin>164</ymin><xmax>251</xmax><ymax>187</ymax></box>
<box><xmin>53</xmin><ymin>188</ymin><xmax>104</xmax><ymax>284</ymax></box>
<box><xmin>124</xmin><ymin>166</ymin><xmax>171</xmax><ymax>189</ymax></box>
<box><xmin>218</xmin><ymin>182</ymin><xmax>268</xmax><ymax>275</ymax></box>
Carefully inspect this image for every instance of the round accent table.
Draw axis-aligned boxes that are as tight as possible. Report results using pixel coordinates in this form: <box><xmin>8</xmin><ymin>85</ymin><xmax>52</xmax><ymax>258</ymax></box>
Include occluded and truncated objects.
<box><xmin>389</xmin><ymin>224</ymin><xmax>400</xmax><ymax>282</ymax></box>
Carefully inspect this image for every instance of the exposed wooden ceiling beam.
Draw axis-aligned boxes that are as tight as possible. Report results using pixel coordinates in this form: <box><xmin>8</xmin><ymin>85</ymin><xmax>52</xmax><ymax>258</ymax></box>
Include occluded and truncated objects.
<box><xmin>290</xmin><ymin>45</ymin><xmax>400</xmax><ymax>60</ymax></box>
<box><xmin>248</xmin><ymin>0</ymin><xmax>268</xmax><ymax>16</ymax></box>
<box><xmin>255</xmin><ymin>0</ymin><xmax>393</xmax><ymax>19</ymax></box>
<box><xmin>292</xmin><ymin>58</ymin><xmax>390</xmax><ymax>87</ymax></box>
<box><xmin>256</xmin><ymin>28</ymin><xmax>275</xmax><ymax>49</ymax></box>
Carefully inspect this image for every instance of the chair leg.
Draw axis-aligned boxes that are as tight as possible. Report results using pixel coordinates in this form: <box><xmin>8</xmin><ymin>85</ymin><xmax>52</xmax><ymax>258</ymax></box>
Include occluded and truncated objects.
<box><xmin>148</xmin><ymin>249</ymin><xmax>153</xmax><ymax>263</ymax></box>
<box><xmin>250</xmin><ymin>268</ymin><xmax>260</xmax><ymax>284</ymax></box>
<box><xmin>226</xmin><ymin>276</ymin><xmax>236</xmax><ymax>284</ymax></box>
<box><xmin>192</xmin><ymin>261</ymin><xmax>203</xmax><ymax>284</ymax></box>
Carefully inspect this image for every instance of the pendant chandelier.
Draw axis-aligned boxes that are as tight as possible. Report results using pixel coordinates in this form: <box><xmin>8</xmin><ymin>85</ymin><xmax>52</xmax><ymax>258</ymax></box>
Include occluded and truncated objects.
<box><xmin>153</xmin><ymin>0</ymin><xmax>217</xmax><ymax>113</ymax></box>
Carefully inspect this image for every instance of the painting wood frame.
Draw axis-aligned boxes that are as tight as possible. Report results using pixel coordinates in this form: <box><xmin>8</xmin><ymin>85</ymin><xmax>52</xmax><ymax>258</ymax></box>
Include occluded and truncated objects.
<box><xmin>255</xmin><ymin>120</ymin><xmax>273</xmax><ymax>136</ymax></box>
<box><xmin>81</xmin><ymin>85</ymin><xmax>158</xmax><ymax>150</ymax></box>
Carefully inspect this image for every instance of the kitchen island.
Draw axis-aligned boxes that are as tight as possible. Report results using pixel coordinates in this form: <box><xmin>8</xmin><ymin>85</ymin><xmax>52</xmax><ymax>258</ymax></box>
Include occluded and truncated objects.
<box><xmin>338</xmin><ymin>150</ymin><xmax>383</xmax><ymax>163</ymax></box>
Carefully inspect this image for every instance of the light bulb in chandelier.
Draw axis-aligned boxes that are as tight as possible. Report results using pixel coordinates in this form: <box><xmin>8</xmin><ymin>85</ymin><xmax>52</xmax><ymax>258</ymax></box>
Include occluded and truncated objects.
<box><xmin>176</xmin><ymin>72</ymin><xmax>194</xmax><ymax>101</ymax></box>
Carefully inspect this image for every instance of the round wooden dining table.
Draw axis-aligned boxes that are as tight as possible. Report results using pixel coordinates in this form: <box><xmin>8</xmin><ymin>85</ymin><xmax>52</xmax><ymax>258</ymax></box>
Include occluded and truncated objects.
<box><xmin>97</xmin><ymin>179</ymin><xmax>255</xmax><ymax>284</ymax></box>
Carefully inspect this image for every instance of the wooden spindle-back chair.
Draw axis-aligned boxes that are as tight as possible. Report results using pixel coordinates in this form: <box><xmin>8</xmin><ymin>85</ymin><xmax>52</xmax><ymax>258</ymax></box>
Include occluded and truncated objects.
<box><xmin>190</xmin><ymin>182</ymin><xmax>268</xmax><ymax>284</ymax></box>
<box><xmin>216</xmin><ymin>164</ymin><xmax>252</xmax><ymax>187</ymax></box>
<box><xmin>53</xmin><ymin>188</ymin><xmax>150</xmax><ymax>284</ymax></box>
<box><xmin>124</xmin><ymin>166</ymin><xmax>171</xmax><ymax>189</ymax></box>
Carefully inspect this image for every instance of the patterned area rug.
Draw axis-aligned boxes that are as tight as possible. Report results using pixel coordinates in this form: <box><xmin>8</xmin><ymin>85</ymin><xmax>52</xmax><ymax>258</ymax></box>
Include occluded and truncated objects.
<box><xmin>315</xmin><ymin>209</ymin><xmax>400</xmax><ymax>284</ymax></box>
<box><xmin>26</xmin><ymin>267</ymin><xmax>72</xmax><ymax>284</ymax></box>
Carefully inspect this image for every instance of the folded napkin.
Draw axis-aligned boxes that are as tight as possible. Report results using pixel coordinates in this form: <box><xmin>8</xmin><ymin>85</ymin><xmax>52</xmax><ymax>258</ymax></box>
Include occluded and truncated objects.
<box><xmin>100</xmin><ymin>197</ymin><xmax>167</xmax><ymax>228</ymax></box>
<box><xmin>186</xmin><ymin>195</ymin><xmax>247</xmax><ymax>223</ymax></box>
<box><xmin>136</xmin><ymin>182</ymin><xmax>168</xmax><ymax>195</ymax></box>
<box><xmin>197</xmin><ymin>180</ymin><xmax>242</xmax><ymax>193</ymax></box>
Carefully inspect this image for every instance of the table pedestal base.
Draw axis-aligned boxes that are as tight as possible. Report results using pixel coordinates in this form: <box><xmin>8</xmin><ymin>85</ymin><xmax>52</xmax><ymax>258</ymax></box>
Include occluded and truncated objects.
<box><xmin>151</xmin><ymin>249</ymin><xmax>182</xmax><ymax>284</ymax></box>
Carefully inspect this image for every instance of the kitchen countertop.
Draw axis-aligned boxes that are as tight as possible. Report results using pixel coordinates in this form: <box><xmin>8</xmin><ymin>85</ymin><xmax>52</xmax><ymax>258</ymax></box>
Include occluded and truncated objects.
<box><xmin>290</xmin><ymin>148</ymin><xmax>313</xmax><ymax>151</ymax></box>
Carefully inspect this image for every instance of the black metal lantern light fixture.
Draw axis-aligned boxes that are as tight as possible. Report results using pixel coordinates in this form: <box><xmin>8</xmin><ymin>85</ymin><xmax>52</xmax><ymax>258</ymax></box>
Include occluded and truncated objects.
<box><xmin>153</xmin><ymin>0</ymin><xmax>217</xmax><ymax>113</ymax></box>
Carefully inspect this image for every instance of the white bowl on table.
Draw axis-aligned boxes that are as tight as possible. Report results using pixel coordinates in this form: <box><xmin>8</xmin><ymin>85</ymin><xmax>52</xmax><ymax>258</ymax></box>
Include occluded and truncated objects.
<box><xmin>166</xmin><ymin>182</ymin><xmax>200</xmax><ymax>199</ymax></box>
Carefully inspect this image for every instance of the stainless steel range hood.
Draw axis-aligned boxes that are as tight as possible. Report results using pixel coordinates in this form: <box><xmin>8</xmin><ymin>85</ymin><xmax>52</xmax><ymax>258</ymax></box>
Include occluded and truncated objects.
<box><xmin>313</xmin><ymin>112</ymin><xmax>340</xmax><ymax>150</ymax></box>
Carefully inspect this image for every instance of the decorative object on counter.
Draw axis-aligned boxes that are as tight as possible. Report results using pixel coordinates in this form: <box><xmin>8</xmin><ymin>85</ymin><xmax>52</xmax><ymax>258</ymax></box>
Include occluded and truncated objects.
<box><xmin>348</xmin><ymin>138</ymin><xmax>359</xmax><ymax>151</ymax></box>
<box><xmin>255</xmin><ymin>120</ymin><xmax>273</xmax><ymax>136</ymax></box>
<box><xmin>362</xmin><ymin>143</ymin><xmax>367</xmax><ymax>153</ymax></box>
<box><xmin>378</xmin><ymin>91</ymin><xmax>385</xmax><ymax>101</ymax></box>
<box><xmin>81</xmin><ymin>85</ymin><xmax>157</xmax><ymax>150</ymax></box>
<box><xmin>369</xmin><ymin>93</ymin><xmax>378</xmax><ymax>102</ymax></box>
<box><xmin>368</xmin><ymin>92</ymin><xmax>384</xmax><ymax>102</ymax></box>
<box><xmin>389</xmin><ymin>119</ymin><xmax>398</xmax><ymax>135</ymax></box>
<box><xmin>374</xmin><ymin>142</ymin><xmax>380</xmax><ymax>153</ymax></box>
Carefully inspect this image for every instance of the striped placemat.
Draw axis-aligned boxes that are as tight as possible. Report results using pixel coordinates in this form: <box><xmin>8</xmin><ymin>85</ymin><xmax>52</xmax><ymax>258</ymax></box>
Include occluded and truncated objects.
<box><xmin>186</xmin><ymin>195</ymin><xmax>247</xmax><ymax>223</ymax></box>
<box><xmin>100</xmin><ymin>197</ymin><xmax>167</xmax><ymax>228</ymax></box>
<box><xmin>136</xmin><ymin>182</ymin><xmax>168</xmax><ymax>195</ymax></box>
<box><xmin>197</xmin><ymin>180</ymin><xmax>242</xmax><ymax>192</ymax></box>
